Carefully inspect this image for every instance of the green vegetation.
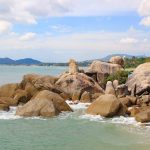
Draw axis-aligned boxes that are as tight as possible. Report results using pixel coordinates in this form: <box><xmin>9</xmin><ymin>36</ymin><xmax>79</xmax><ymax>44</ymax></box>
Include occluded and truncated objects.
<box><xmin>103</xmin><ymin>70</ymin><xmax>130</xmax><ymax>85</ymax></box>
<box><xmin>124</xmin><ymin>57</ymin><xmax>150</xmax><ymax>69</ymax></box>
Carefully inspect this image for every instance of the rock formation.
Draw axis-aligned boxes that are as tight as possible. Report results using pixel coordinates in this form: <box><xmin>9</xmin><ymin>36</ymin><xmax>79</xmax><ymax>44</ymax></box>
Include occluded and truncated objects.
<box><xmin>126</xmin><ymin>62</ymin><xmax>150</xmax><ymax>96</ymax></box>
<box><xmin>69</xmin><ymin>59</ymin><xmax>79</xmax><ymax>74</ymax></box>
<box><xmin>55</xmin><ymin>73</ymin><xmax>104</xmax><ymax>102</ymax></box>
<box><xmin>109</xmin><ymin>56</ymin><xmax>124</xmax><ymax>67</ymax></box>
<box><xmin>16</xmin><ymin>90</ymin><xmax>72</xmax><ymax>117</ymax></box>
<box><xmin>105</xmin><ymin>81</ymin><xmax>116</xmax><ymax>95</ymax></box>
<box><xmin>86</xmin><ymin>94</ymin><xmax>121</xmax><ymax>117</ymax></box>
<box><xmin>87</xmin><ymin>61</ymin><xmax>122</xmax><ymax>75</ymax></box>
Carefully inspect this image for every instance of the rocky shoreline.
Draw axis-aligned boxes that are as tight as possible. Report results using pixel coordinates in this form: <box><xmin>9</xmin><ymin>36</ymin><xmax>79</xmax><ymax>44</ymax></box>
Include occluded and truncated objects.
<box><xmin>0</xmin><ymin>56</ymin><xmax>150</xmax><ymax>123</ymax></box>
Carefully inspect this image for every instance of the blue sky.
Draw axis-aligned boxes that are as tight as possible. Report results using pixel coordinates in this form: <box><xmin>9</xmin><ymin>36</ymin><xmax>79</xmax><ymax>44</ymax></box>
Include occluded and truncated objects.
<box><xmin>0</xmin><ymin>0</ymin><xmax>150</xmax><ymax>62</ymax></box>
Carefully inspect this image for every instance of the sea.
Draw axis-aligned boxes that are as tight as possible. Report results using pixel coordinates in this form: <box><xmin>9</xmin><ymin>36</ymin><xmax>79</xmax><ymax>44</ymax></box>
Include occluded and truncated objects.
<box><xmin>0</xmin><ymin>65</ymin><xmax>150</xmax><ymax>150</ymax></box>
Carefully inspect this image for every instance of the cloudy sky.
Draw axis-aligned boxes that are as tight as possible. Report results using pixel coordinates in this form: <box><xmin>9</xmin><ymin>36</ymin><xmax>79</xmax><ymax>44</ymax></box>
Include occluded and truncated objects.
<box><xmin>0</xmin><ymin>0</ymin><xmax>150</xmax><ymax>62</ymax></box>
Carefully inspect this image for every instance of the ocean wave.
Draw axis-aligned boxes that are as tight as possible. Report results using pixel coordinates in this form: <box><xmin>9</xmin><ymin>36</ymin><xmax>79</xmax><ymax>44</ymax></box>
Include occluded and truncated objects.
<box><xmin>66</xmin><ymin>100</ymin><xmax>90</xmax><ymax>110</ymax></box>
<box><xmin>0</xmin><ymin>102</ymin><xmax>150</xmax><ymax>128</ymax></box>
<box><xmin>0</xmin><ymin>107</ymin><xmax>21</xmax><ymax>120</ymax></box>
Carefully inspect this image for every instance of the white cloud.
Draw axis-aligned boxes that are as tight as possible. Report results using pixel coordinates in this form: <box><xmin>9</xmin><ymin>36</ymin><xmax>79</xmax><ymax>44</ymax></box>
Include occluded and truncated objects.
<box><xmin>138</xmin><ymin>0</ymin><xmax>150</xmax><ymax>16</ymax></box>
<box><xmin>0</xmin><ymin>20</ymin><xmax>12</xmax><ymax>34</ymax></box>
<box><xmin>0</xmin><ymin>31</ymin><xmax>150</xmax><ymax>54</ymax></box>
<box><xmin>20</xmin><ymin>32</ymin><xmax>36</xmax><ymax>41</ymax></box>
<box><xmin>120</xmin><ymin>37</ymin><xmax>138</xmax><ymax>44</ymax></box>
<box><xmin>0</xmin><ymin>0</ymin><xmax>141</xmax><ymax>25</ymax></box>
<box><xmin>138</xmin><ymin>0</ymin><xmax>150</xmax><ymax>27</ymax></box>
<box><xmin>140</xmin><ymin>16</ymin><xmax>150</xmax><ymax>27</ymax></box>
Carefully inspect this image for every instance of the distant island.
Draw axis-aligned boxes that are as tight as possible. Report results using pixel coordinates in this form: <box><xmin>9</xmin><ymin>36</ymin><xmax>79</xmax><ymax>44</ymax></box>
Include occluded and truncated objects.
<box><xmin>0</xmin><ymin>58</ymin><xmax>42</xmax><ymax>65</ymax></box>
<box><xmin>0</xmin><ymin>54</ymin><xmax>148</xmax><ymax>67</ymax></box>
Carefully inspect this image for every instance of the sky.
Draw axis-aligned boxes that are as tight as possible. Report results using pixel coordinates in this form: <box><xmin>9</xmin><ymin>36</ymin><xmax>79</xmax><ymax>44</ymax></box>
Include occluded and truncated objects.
<box><xmin>0</xmin><ymin>0</ymin><xmax>150</xmax><ymax>62</ymax></box>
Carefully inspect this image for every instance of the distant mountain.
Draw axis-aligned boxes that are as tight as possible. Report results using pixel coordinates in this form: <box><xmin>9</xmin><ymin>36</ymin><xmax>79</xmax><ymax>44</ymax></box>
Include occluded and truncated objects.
<box><xmin>15</xmin><ymin>58</ymin><xmax>42</xmax><ymax>65</ymax></box>
<box><xmin>0</xmin><ymin>58</ymin><xmax>15</xmax><ymax>64</ymax></box>
<box><xmin>0</xmin><ymin>58</ymin><xmax>42</xmax><ymax>65</ymax></box>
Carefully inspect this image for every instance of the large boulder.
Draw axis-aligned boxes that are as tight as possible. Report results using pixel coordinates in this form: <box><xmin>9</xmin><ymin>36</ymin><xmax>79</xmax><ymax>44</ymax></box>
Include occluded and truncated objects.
<box><xmin>0</xmin><ymin>97</ymin><xmax>17</xmax><ymax>111</ymax></box>
<box><xmin>13</xmin><ymin>89</ymin><xmax>28</xmax><ymax>104</ymax></box>
<box><xmin>16</xmin><ymin>90</ymin><xmax>72</xmax><ymax>117</ymax></box>
<box><xmin>0</xmin><ymin>83</ymin><xmax>19</xmax><ymax>98</ymax></box>
<box><xmin>135</xmin><ymin>106</ymin><xmax>150</xmax><ymax>123</ymax></box>
<box><xmin>126</xmin><ymin>63</ymin><xmax>150</xmax><ymax>96</ymax></box>
<box><xmin>19</xmin><ymin>74</ymin><xmax>62</xmax><ymax>100</ymax></box>
<box><xmin>86</xmin><ymin>94</ymin><xmax>121</xmax><ymax>117</ymax></box>
<box><xmin>55</xmin><ymin>73</ymin><xmax>104</xmax><ymax>100</ymax></box>
<box><xmin>109</xmin><ymin>56</ymin><xmax>124</xmax><ymax>67</ymax></box>
<box><xmin>119</xmin><ymin>97</ymin><xmax>132</xmax><ymax>107</ymax></box>
<box><xmin>20</xmin><ymin>74</ymin><xmax>58</xmax><ymax>90</ymax></box>
<box><xmin>87</xmin><ymin>61</ymin><xmax>122</xmax><ymax>75</ymax></box>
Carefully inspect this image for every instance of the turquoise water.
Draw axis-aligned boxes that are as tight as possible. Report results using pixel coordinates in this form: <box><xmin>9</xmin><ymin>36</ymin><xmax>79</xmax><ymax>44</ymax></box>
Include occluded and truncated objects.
<box><xmin>0</xmin><ymin>65</ymin><xmax>67</xmax><ymax>85</ymax></box>
<box><xmin>0</xmin><ymin>65</ymin><xmax>150</xmax><ymax>150</ymax></box>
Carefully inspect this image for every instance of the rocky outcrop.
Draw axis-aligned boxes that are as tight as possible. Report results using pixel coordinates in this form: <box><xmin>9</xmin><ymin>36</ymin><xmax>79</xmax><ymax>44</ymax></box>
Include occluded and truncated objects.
<box><xmin>16</xmin><ymin>90</ymin><xmax>72</xmax><ymax>117</ymax></box>
<box><xmin>72</xmin><ymin>91</ymin><xmax>81</xmax><ymax>101</ymax></box>
<box><xmin>135</xmin><ymin>106</ymin><xmax>150</xmax><ymax>123</ymax></box>
<box><xmin>0</xmin><ymin>84</ymin><xmax>19</xmax><ymax>110</ymax></box>
<box><xmin>19</xmin><ymin>74</ymin><xmax>65</xmax><ymax>100</ymax></box>
<box><xmin>87</xmin><ymin>61</ymin><xmax>122</xmax><ymax>75</ymax></box>
<box><xmin>116</xmin><ymin>84</ymin><xmax>129</xmax><ymax>98</ymax></box>
<box><xmin>109</xmin><ymin>56</ymin><xmax>124</xmax><ymax>67</ymax></box>
<box><xmin>0</xmin><ymin>97</ymin><xmax>17</xmax><ymax>111</ymax></box>
<box><xmin>119</xmin><ymin>97</ymin><xmax>132</xmax><ymax>107</ymax></box>
<box><xmin>105</xmin><ymin>81</ymin><xmax>116</xmax><ymax>95</ymax></box>
<box><xmin>69</xmin><ymin>59</ymin><xmax>79</xmax><ymax>74</ymax></box>
<box><xmin>113</xmin><ymin>80</ymin><xmax>119</xmax><ymax>90</ymax></box>
<box><xmin>13</xmin><ymin>89</ymin><xmax>28</xmax><ymax>104</ymax></box>
<box><xmin>86</xmin><ymin>94</ymin><xmax>121</xmax><ymax>117</ymax></box>
<box><xmin>0</xmin><ymin>83</ymin><xmax>19</xmax><ymax>98</ymax></box>
<box><xmin>126</xmin><ymin>62</ymin><xmax>150</xmax><ymax>96</ymax></box>
<box><xmin>128</xmin><ymin>107</ymin><xmax>140</xmax><ymax>117</ymax></box>
<box><xmin>80</xmin><ymin>91</ymin><xmax>91</xmax><ymax>103</ymax></box>
<box><xmin>55</xmin><ymin>73</ymin><xmax>104</xmax><ymax>101</ymax></box>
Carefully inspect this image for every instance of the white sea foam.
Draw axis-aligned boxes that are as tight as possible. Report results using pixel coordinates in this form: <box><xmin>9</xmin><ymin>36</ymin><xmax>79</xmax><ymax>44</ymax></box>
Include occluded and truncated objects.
<box><xmin>0</xmin><ymin>102</ymin><xmax>150</xmax><ymax>128</ymax></box>
<box><xmin>0</xmin><ymin>107</ymin><xmax>21</xmax><ymax>120</ymax></box>
<box><xmin>66</xmin><ymin>100</ymin><xmax>90</xmax><ymax>110</ymax></box>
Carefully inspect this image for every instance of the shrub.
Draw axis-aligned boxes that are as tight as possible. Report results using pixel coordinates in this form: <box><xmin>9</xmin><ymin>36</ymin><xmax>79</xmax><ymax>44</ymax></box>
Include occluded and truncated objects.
<box><xmin>103</xmin><ymin>70</ymin><xmax>130</xmax><ymax>85</ymax></box>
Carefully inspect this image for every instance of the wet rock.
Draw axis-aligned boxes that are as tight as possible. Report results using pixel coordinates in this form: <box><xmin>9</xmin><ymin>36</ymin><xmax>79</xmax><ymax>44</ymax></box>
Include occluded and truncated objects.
<box><xmin>0</xmin><ymin>83</ymin><xmax>19</xmax><ymax>98</ymax></box>
<box><xmin>0</xmin><ymin>96</ymin><xmax>19</xmax><ymax>111</ymax></box>
<box><xmin>13</xmin><ymin>89</ymin><xmax>28</xmax><ymax>104</ymax></box>
<box><xmin>16</xmin><ymin>90</ymin><xmax>72</xmax><ymax>117</ymax></box>
<box><xmin>72</xmin><ymin>91</ymin><xmax>81</xmax><ymax>101</ymax></box>
<box><xmin>135</xmin><ymin>106</ymin><xmax>150</xmax><ymax>123</ymax></box>
<box><xmin>80</xmin><ymin>91</ymin><xmax>91</xmax><ymax>103</ymax></box>
<box><xmin>86</xmin><ymin>94</ymin><xmax>121</xmax><ymax>117</ymax></box>
<box><xmin>128</xmin><ymin>107</ymin><xmax>140</xmax><ymax>117</ymax></box>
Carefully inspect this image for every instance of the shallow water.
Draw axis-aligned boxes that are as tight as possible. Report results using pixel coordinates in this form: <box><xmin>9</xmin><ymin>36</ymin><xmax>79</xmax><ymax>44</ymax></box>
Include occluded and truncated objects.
<box><xmin>0</xmin><ymin>65</ymin><xmax>150</xmax><ymax>150</ymax></box>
